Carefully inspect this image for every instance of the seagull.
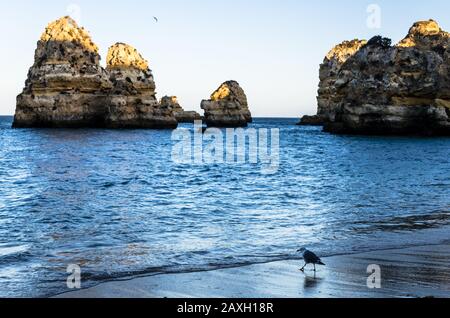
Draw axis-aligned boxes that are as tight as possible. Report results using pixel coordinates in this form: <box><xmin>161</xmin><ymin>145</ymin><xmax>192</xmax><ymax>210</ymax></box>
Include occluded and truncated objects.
<box><xmin>153</xmin><ymin>16</ymin><xmax>158</xmax><ymax>23</ymax></box>
<box><xmin>297</xmin><ymin>248</ymin><xmax>326</xmax><ymax>272</ymax></box>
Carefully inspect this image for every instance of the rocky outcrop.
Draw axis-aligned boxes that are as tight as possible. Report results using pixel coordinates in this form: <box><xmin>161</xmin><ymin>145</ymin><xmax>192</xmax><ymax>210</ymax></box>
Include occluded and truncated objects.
<box><xmin>296</xmin><ymin>115</ymin><xmax>324</xmax><ymax>126</ymax></box>
<box><xmin>105</xmin><ymin>43</ymin><xmax>177</xmax><ymax>129</ymax></box>
<box><xmin>13</xmin><ymin>17</ymin><xmax>112</xmax><ymax>128</ymax></box>
<box><xmin>160</xmin><ymin>96</ymin><xmax>202</xmax><ymax>123</ymax></box>
<box><xmin>310</xmin><ymin>20</ymin><xmax>450</xmax><ymax>135</ymax></box>
<box><xmin>298</xmin><ymin>40</ymin><xmax>367</xmax><ymax>126</ymax></box>
<box><xmin>201</xmin><ymin>81</ymin><xmax>252</xmax><ymax>127</ymax></box>
<box><xmin>13</xmin><ymin>17</ymin><xmax>177</xmax><ymax>129</ymax></box>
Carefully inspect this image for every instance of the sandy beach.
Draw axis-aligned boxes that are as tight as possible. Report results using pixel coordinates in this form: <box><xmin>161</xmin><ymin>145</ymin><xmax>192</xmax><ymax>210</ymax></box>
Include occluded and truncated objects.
<box><xmin>57</xmin><ymin>244</ymin><xmax>450</xmax><ymax>298</ymax></box>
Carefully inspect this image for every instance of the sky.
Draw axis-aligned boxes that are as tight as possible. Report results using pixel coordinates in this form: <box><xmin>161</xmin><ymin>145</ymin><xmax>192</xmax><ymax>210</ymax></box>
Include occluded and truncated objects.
<box><xmin>1</xmin><ymin>0</ymin><xmax>449</xmax><ymax>117</ymax></box>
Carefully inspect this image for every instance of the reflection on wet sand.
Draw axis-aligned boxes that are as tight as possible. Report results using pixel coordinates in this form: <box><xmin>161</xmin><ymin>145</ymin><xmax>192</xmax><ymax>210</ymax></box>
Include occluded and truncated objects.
<box><xmin>58</xmin><ymin>244</ymin><xmax>450</xmax><ymax>298</ymax></box>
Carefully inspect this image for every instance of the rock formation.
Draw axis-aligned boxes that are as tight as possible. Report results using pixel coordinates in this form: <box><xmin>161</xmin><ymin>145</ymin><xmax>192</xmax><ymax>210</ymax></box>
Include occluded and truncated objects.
<box><xmin>304</xmin><ymin>20</ymin><xmax>450</xmax><ymax>135</ymax></box>
<box><xmin>13</xmin><ymin>17</ymin><xmax>178</xmax><ymax>129</ymax></box>
<box><xmin>201</xmin><ymin>81</ymin><xmax>252</xmax><ymax>127</ymax></box>
<box><xmin>105</xmin><ymin>43</ymin><xmax>177</xmax><ymax>129</ymax></box>
<box><xmin>13</xmin><ymin>17</ymin><xmax>111</xmax><ymax>128</ymax></box>
<box><xmin>160</xmin><ymin>96</ymin><xmax>202</xmax><ymax>123</ymax></box>
<box><xmin>296</xmin><ymin>115</ymin><xmax>325</xmax><ymax>126</ymax></box>
<box><xmin>298</xmin><ymin>39</ymin><xmax>367</xmax><ymax>126</ymax></box>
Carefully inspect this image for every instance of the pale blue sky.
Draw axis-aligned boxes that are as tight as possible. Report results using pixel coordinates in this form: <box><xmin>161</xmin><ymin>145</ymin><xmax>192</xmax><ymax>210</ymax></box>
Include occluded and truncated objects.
<box><xmin>1</xmin><ymin>0</ymin><xmax>449</xmax><ymax>116</ymax></box>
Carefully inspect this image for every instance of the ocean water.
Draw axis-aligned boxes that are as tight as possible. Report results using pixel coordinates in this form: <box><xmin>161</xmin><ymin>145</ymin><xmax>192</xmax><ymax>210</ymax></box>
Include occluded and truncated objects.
<box><xmin>0</xmin><ymin>116</ymin><xmax>449</xmax><ymax>297</ymax></box>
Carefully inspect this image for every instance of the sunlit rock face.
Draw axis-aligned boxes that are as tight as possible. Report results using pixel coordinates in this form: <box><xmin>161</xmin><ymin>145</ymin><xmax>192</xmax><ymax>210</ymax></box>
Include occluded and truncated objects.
<box><xmin>309</xmin><ymin>20</ymin><xmax>450</xmax><ymax>135</ymax></box>
<box><xmin>160</xmin><ymin>96</ymin><xmax>202</xmax><ymax>123</ymax></box>
<box><xmin>13</xmin><ymin>17</ymin><xmax>112</xmax><ymax>128</ymax></box>
<box><xmin>107</xmin><ymin>42</ymin><xmax>149</xmax><ymax>71</ymax></box>
<box><xmin>201</xmin><ymin>81</ymin><xmax>252</xmax><ymax>127</ymax></box>
<box><xmin>104</xmin><ymin>43</ymin><xmax>177</xmax><ymax>129</ymax></box>
<box><xmin>397</xmin><ymin>20</ymin><xmax>448</xmax><ymax>48</ymax></box>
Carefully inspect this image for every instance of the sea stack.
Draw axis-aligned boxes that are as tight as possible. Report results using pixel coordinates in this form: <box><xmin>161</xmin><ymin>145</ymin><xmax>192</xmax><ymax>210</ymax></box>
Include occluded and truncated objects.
<box><xmin>13</xmin><ymin>17</ymin><xmax>178</xmax><ymax>129</ymax></box>
<box><xmin>160</xmin><ymin>96</ymin><xmax>202</xmax><ymax>123</ymax></box>
<box><xmin>105</xmin><ymin>43</ymin><xmax>177</xmax><ymax>129</ymax></box>
<box><xmin>303</xmin><ymin>20</ymin><xmax>450</xmax><ymax>135</ymax></box>
<box><xmin>201</xmin><ymin>81</ymin><xmax>252</xmax><ymax>127</ymax></box>
<box><xmin>13</xmin><ymin>17</ymin><xmax>112</xmax><ymax>128</ymax></box>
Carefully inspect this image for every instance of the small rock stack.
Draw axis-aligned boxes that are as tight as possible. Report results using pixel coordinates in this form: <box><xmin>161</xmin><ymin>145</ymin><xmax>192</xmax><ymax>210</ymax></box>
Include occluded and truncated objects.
<box><xmin>105</xmin><ymin>43</ymin><xmax>177</xmax><ymax>129</ymax></box>
<box><xmin>160</xmin><ymin>96</ymin><xmax>202</xmax><ymax>123</ymax></box>
<box><xmin>201</xmin><ymin>81</ymin><xmax>253</xmax><ymax>128</ymax></box>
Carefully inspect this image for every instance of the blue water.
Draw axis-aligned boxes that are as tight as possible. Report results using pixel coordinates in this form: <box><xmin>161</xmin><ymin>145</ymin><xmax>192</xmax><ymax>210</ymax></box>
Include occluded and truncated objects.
<box><xmin>0</xmin><ymin>116</ymin><xmax>449</xmax><ymax>297</ymax></box>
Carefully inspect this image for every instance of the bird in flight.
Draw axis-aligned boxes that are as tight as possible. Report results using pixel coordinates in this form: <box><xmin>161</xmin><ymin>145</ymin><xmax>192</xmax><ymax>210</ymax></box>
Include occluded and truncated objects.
<box><xmin>153</xmin><ymin>16</ymin><xmax>158</xmax><ymax>23</ymax></box>
<box><xmin>297</xmin><ymin>248</ymin><xmax>326</xmax><ymax>272</ymax></box>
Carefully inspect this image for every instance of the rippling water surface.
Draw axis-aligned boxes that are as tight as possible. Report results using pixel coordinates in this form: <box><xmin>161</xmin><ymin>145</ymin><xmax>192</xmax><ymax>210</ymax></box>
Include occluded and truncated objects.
<box><xmin>0</xmin><ymin>116</ymin><xmax>449</xmax><ymax>297</ymax></box>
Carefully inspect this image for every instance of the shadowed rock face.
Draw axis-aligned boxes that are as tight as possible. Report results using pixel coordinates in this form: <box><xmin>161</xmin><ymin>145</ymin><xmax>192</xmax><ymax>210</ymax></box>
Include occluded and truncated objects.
<box><xmin>13</xmin><ymin>17</ymin><xmax>177</xmax><ymax>129</ymax></box>
<box><xmin>299</xmin><ymin>39</ymin><xmax>367</xmax><ymax>126</ymax></box>
<box><xmin>105</xmin><ymin>43</ymin><xmax>177</xmax><ymax>129</ymax></box>
<box><xmin>160</xmin><ymin>96</ymin><xmax>202</xmax><ymax>123</ymax></box>
<box><xmin>306</xmin><ymin>20</ymin><xmax>450</xmax><ymax>135</ymax></box>
<box><xmin>201</xmin><ymin>81</ymin><xmax>252</xmax><ymax>128</ymax></box>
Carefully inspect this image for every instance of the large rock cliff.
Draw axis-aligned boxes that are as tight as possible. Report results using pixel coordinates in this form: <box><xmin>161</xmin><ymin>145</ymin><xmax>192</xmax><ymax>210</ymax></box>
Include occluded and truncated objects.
<box><xmin>201</xmin><ymin>81</ymin><xmax>252</xmax><ymax>127</ymax></box>
<box><xmin>13</xmin><ymin>17</ymin><xmax>178</xmax><ymax>129</ymax></box>
<box><xmin>13</xmin><ymin>17</ymin><xmax>111</xmax><ymax>128</ymax></box>
<box><xmin>303</xmin><ymin>20</ymin><xmax>450</xmax><ymax>135</ymax></box>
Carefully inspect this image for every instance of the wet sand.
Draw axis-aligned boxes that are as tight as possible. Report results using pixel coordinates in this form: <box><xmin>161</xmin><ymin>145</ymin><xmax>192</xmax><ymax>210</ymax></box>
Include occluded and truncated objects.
<box><xmin>57</xmin><ymin>244</ymin><xmax>450</xmax><ymax>298</ymax></box>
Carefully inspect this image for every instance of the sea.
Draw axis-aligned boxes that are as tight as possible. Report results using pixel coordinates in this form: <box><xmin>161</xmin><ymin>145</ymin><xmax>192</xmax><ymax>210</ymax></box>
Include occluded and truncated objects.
<box><xmin>0</xmin><ymin>116</ymin><xmax>449</xmax><ymax>297</ymax></box>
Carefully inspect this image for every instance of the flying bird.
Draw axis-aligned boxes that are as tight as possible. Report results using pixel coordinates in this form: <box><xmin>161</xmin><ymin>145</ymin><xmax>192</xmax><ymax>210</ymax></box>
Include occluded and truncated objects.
<box><xmin>153</xmin><ymin>16</ymin><xmax>158</xmax><ymax>23</ymax></box>
<box><xmin>297</xmin><ymin>248</ymin><xmax>326</xmax><ymax>272</ymax></box>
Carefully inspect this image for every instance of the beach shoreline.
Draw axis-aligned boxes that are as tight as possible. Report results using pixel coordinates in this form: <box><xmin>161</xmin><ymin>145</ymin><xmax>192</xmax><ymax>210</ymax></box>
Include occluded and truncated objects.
<box><xmin>56</xmin><ymin>244</ymin><xmax>450</xmax><ymax>298</ymax></box>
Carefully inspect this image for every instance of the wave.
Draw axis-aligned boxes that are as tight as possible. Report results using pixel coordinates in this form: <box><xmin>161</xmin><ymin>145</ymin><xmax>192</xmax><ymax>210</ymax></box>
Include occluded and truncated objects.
<box><xmin>0</xmin><ymin>245</ymin><xmax>31</xmax><ymax>264</ymax></box>
<box><xmin>53</xmin><ymin>224</ymin><xmax>450</xmax><ymax>296</ymax></box>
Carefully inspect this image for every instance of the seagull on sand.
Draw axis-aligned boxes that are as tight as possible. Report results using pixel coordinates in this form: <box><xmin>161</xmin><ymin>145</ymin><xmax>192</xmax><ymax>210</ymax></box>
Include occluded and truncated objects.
<box><xmin>297</xmin><ymin>248</ymin><xmax>326</xmax><ymax>272</ymax></box>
